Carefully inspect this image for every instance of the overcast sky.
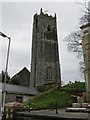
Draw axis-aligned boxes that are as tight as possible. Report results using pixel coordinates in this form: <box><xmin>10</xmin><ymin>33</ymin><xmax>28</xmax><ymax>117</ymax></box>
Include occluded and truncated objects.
<box><xmin>1</xmin><ymin>0</ymin><xmax>89</xmax><ymax>84</ymax></box>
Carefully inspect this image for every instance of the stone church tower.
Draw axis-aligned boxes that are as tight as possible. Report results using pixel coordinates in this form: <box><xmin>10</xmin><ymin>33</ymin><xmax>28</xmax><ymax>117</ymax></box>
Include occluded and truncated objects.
<box><xmin>30</xmin><ymin>9</ymin><xmax>61</xmax><ymax>89</ymax></box>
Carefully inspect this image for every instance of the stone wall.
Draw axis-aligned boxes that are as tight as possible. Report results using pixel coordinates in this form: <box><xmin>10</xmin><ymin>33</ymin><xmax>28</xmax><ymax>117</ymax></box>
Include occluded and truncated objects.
<box><xmin>3</xmin><ymin>93</ymin><xmax>29</xmax><ymax>103</ymax></box>
<box><xmin>80</xmin><ymin>23</ymin><xmax>90</xmax><ymax>102</ymax></box>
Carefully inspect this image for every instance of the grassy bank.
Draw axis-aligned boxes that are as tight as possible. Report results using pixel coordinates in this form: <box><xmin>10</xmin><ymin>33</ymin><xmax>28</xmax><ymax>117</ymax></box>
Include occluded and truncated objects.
<box><xmin>23</xmin><ymin>82</ymin><xmax>85</xmax><ymax>109</ymax></box>
<box><xmin>23</xmin><ymin>88</ymin><xmax>72</xmax><ymax>109</ymax></box>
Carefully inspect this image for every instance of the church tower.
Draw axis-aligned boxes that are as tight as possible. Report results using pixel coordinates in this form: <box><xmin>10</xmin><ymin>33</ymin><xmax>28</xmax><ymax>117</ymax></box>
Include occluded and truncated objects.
<box><xmin>30</xmin><ymin>9</ymin><xmax>61</xmax><ymax>89</ymax></box>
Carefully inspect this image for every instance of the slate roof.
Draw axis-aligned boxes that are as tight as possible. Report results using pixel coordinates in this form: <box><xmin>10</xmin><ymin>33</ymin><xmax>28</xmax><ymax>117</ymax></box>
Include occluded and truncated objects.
<box><xmin>0</xmin><ymin>83</ymin><xmax>38</xmax><ymax>96</ymax></box>
<box><xmin>11</xmin><ymin>67</ymin><xmax>30</xmax><ymax>79</ymax></box>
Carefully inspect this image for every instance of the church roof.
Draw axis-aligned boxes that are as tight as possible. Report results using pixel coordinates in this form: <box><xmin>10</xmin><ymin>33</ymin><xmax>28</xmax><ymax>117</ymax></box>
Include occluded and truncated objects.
<box><xmin>0</xmin><ymin>83</ymin><xmax>38</xmax><ymax>96</ymax></box>
<box><xmin>11</xmin><ymin>67</ymin><xmax>30</xmax><ymax>79</ymax></box>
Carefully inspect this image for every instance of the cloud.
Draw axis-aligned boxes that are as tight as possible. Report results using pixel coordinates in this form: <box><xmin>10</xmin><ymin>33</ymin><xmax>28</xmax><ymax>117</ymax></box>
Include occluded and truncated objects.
<box><xmin>1</xmin><ymin>2</ymin><xmax>84</xmax><ymax>83</ymax></box>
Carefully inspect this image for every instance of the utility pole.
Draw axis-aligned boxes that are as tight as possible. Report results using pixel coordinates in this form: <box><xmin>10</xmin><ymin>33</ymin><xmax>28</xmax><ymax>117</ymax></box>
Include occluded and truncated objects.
<box><xmin>0</xmin><ymin>31</ymin><xmax>11</xmax><ymax>113</ymax></box>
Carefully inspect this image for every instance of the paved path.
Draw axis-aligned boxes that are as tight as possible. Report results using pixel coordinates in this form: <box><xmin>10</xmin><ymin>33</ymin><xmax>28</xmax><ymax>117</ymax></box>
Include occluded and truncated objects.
<box><xmin>18</xmin><ymin>109</ymin><xmax>90</xmax><ymax>120</ymax></box>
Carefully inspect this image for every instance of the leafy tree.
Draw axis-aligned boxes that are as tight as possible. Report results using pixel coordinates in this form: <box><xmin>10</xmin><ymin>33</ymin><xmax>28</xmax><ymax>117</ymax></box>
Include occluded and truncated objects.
<box><xmin>0</xmin><ymin>71</ymin><xmax>10</xmax><ymax>83</ymax></box>
<box><xmin>64</xmin><ymin>1</ymin><xmax>90</xmax><ymax>73</ymax></box>
<box><xmin>62</xmin><ymin>82</ymin><xmax>85</xmax><ymax>95</ymax></box>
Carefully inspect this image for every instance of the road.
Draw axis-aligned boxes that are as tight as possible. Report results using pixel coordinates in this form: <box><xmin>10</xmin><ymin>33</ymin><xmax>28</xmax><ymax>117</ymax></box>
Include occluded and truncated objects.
<box><xmin>17</xmin><ymin>109</ymin><xmax>90</xmax><ymax>120</ymax></box>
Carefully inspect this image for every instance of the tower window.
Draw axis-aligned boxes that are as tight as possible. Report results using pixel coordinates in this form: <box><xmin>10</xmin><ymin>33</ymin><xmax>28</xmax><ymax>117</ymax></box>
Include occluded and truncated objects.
<box><xmin>47</xmin><ymin>25</ymin><xmax>51</xmax><ymax>32</ymax></box>
<box><xmin>46</xmin><ymin>67</ymin><xmax>52</xmax><ymax>81</ymax></box>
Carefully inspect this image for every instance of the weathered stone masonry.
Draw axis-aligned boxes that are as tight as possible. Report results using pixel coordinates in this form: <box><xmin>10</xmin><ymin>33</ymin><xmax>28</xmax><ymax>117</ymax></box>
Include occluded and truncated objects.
<box><xmin>30</xmin><ymin>9</ymin><xmax>61</xmax><ymax>88</ymax></box>
<box><xmin>80</xmin><ymin>23</ymin><xmax>90</xmax><ymax>102</ymax></box>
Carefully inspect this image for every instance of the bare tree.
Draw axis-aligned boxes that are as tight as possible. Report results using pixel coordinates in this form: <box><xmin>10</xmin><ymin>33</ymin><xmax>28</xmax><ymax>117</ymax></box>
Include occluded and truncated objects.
<box><xmin>79</xmin><ymin>1</ymin><xmax>90</xmax><ymax>25</ymax></box>
<box><xmin>64</xmin><ymin>1</ymin><xmax>90</xmax><ymax>73</ymax></box>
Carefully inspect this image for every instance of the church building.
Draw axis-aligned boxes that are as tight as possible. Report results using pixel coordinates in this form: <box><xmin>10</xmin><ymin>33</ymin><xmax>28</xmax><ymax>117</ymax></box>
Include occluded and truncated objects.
<box><xmin>30</xmin><ymin>9</ymin><xmax>61</xmax><ymax>89</ymax></box>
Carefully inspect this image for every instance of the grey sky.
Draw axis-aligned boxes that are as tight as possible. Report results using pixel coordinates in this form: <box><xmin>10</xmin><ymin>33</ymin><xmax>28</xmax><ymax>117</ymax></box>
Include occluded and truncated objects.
<box><xmin>0</xmin><ymin>1</ymin><xmax>87</xmax><ymax>83</ymax></box>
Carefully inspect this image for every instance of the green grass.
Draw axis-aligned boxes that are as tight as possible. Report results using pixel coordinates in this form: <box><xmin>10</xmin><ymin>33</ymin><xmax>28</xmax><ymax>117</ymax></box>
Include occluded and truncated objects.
<box><xmin>23</xmin><ymin>82</ymin><xmax>85</xmax><ymax>109</ymax></box>
<box><xmin>23</xmin><ymin>88</ymin><xmax>72</xmax><ymax>109</ymax></box>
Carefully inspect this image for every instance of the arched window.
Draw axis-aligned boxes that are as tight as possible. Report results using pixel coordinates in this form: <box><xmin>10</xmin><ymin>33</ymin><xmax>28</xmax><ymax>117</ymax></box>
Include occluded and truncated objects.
<box><xmin>47</xmin><ymin>25</ymin><xmax>51</xmax><ymax>32</ymax></box>
<box><xmin>46</xmin><ymin>67</ymin><xmax>52</xmax><ymax>81</ymax></box>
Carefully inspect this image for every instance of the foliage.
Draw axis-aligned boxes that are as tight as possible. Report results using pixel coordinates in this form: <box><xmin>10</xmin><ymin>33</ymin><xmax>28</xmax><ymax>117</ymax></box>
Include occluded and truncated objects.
<box><xmin>79</xmin><ymin>1</ymin><xmax>90</xmax><ymax>25</ymax></box>
<box><xmin>63</xmin><ymin>1</ymin><xmax>90</xmax><ymax>73</ymax></box>
<box><xmin>64</xmin><ymin>30</ymin><xmax>82</xmax><ymax>55</ymax></box>
<box><xmin>62</xmin><ymin>82</ymin><xmax>85</xmax><ymax>95</ymax></box>
<box><xmin>63</xmin><ymin>30</ymin><xmax>84</xmax><ymax>73</ymax></box>
<box><xmin>0</xmin><ymin>71</ymin><xmax>10</xmax><ymax>83</ymax></box>
<box><xmin>23</xmin><ymin>88</ymin><xmax>72</xmax><ymax>109</ymax></box>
